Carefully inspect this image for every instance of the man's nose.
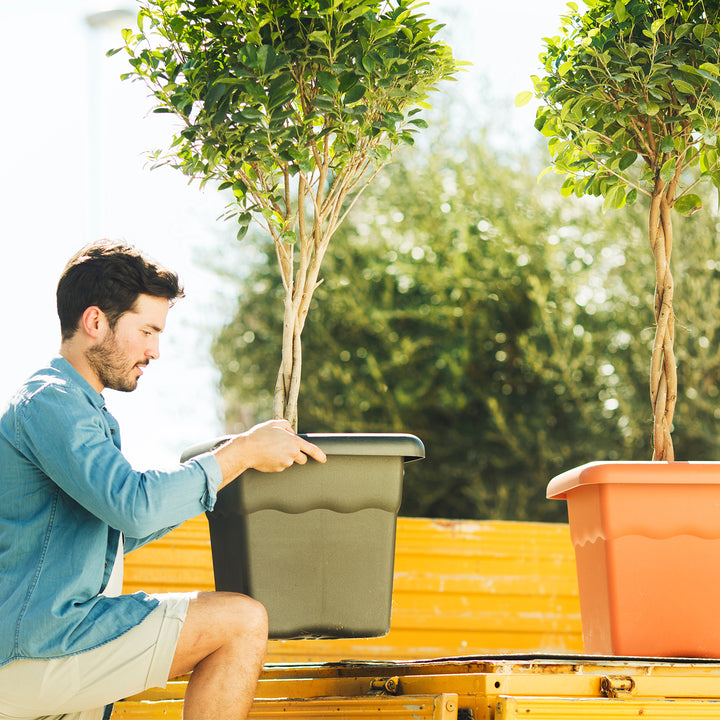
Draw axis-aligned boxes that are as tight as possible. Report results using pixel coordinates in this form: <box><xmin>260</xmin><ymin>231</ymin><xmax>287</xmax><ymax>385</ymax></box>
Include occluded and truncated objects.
<box><xmin>146</xmin><ymin>338</ymin><xmax>160</xmax><ymax>360</ymax></box>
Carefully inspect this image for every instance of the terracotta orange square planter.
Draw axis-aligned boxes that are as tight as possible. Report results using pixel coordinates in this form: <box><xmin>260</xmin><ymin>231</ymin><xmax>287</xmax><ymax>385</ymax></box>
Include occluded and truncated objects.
<box><xmin>547</xmin><ymin>461</ymin><xmax>720</xmax><ymax>657</ymax></box>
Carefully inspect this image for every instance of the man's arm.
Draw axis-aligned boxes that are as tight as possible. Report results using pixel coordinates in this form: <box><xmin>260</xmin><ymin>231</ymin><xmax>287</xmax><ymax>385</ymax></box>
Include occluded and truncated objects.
<box><xmin>212</xmin><ymin>419</ymin><xmax>326</xmax><ymax>489</ymax></box>
<box><xmin>123</xmin><ymin>421</ymin><xmax>325</xmax><ymax>551</ymax></box>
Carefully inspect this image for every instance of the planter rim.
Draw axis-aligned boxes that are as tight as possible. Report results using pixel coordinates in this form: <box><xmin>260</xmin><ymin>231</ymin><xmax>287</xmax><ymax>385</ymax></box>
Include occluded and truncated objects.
<box><xmin>182</xmin><ymin>432</ymin><xmax>424</xmax><ymax>464</ymax></box>
<box><xmin>547</xmin><ymin>460</ymin><xmax>720</xmax><ymax>500</ymax></box>
<box><xmin>299</xmin><ymin>433</ymin><xmax>425</xmax><ymax>461</ymax></box>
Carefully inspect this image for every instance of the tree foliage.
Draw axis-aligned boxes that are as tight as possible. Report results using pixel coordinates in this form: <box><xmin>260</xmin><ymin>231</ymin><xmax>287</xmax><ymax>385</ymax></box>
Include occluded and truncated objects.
<box><xmin>210</xmin><ymin>122</ymin><xmax>720</xmax><ymax>521</ymax></box>
<box><xmin>116</xmin><ymin>0</ymin><xmax>460</xmax><ymax>428</ymax></box>
<box><xmin>519</xmin><ymin>0</ymin><xmax>720</xmax><ymax>460</ymax></box>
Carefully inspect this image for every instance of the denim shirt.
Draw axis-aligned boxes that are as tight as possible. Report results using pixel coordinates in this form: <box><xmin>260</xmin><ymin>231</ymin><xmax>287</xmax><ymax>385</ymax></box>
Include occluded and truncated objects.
<box><xmin>0</xmin><ymin>357</ymin><xmax>223</xmax><ymax>667</ymax></box>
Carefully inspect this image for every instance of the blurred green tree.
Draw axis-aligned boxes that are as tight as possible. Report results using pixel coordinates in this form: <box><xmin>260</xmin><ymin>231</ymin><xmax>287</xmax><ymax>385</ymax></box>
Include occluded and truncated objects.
<box><xmin>212</xmin><ymin>123</ymin><xmax>720</xmax><ymax>521</ymax></box>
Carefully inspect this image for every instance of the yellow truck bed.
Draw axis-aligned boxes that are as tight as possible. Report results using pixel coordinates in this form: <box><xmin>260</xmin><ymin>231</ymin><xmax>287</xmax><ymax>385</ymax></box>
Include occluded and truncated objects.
<box><xmin>116</xmin><ymin>655</ymin><xmax>720</xmax><ymax>719</ymax></box>
<box><xmin>114</xmin><ymin>516</ymin><xmax>720</xmax><ymax>718</ymax></box>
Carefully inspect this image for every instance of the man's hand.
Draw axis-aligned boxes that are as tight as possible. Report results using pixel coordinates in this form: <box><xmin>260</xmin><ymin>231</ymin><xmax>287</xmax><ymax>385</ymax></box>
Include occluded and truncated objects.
<box><xmin>213</xmin><ymin>420</ymin><xmax>327</xmax><ymax>488</ymax></box>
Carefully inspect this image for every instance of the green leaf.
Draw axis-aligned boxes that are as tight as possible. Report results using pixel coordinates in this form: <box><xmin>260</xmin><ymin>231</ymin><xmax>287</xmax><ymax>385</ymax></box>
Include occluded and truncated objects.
<box><xmin>205</xmin><ymin>82</ymin><xmax>226</xmax><ymax>109</ymax></box>
<box><xmin>257</xmin><ymin>45</ymin><xmax>288</xmax><ymax>74</ymax></box>
<box><xmin>560</xmin><ymin>177</ymin><xmax>575</xmax><ymax>197</ymax></box>
<box><xmin>268</xmin><ymin>75</ymin><xmax>296</xmax><ymax>109</ymax></box>
<box><xmin>660</xmin><ymin>135</ymin><xmax>674</xmax><ymax>153</ymax></box>
<box><xmin>361</xmin><ymin>53</ymin><xmax>377</xmax><ymax>73</ymax></box>
<box><xmin>693</xmin><ymin>24</ymin><xmax>708</xmax><ymax>42</ymax></box>
<box><xmin>618</xmin><ymin>151</ymin><xmax>637</xmax><ymax>170</ymax></box>
<box><xmin>235</xmin><ymin>106</ymin><xmax>264</xmax><ymax>122</ymax></box>
<box><xmin>317</xmin><ymin>71</ymin><xmax>339</xmax><ymax>95</ymax></box>
<box><xmin>308</xmin><ymin>29</ymin><xmax>331</xmax><ymax>48</ymax></box>
<box><xmin>674</xmin><ymin>193</ymin><xmax>703</xmax><ymax>216</ymax></box>
<box><xmin>232</xmin><ymin>179</ymin><xmax>247</xmax><ymax>198</ymax></box>
<box><xmin>537</xmin><ymin>166</ymin><xmax>554</xmax><ymax>182</ymax></box>
<box><xmin>674</xmin><ymin>79</ymin><xmax>696</xmax><ymax>95</ymax></box>
<box><xmin>515</xmin><ymin>91</ymin><xmax>534</xmax><ymax>107</ymax></box>
<box><xmin>659</xmin><ymin>158</ymin><xmax>676</xmax><ymax>182</ymax></box>
<box><xmin>614</xmin><ymin>0</ymin><xmax>628</xmax><ymax>22</ymax></box>
<box><xmin>312</xmin><ymin>95</ymin><xmax>335</xmax><ymax>112</ymax></box>
<box><xmin>344</xmin><ymin>84</ymin><xmax>366</xmax><ymax>104</ymax></box>
<box><xmin>650</xmin><ymin>18</ymin><xmax>665</xmax><ymax>35</ymax></box>
<box><xmin>701</xmin><ymin>148</ymin><xmax>719</xmax><ymax>172</ymax></box>
<box><xmin>603</xmin><ymin>182</ymin><xmax>626</xmax><ymax>211</ymax></box>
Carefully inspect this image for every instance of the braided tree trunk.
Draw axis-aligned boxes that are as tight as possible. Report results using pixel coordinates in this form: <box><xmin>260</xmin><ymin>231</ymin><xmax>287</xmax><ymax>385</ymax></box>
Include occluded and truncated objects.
<box><xmin>648</xmin><ymin>177</ymin><xmax>677</xmax><ymax>461</ymax></box>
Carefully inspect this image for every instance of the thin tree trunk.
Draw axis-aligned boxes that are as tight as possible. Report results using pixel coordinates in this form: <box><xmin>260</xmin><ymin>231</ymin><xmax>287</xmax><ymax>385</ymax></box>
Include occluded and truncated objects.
<box><xmin>273</xmin><ymin>291</ymin><xmax>299</xmax><ymax>425</ymax></box>
<box><xmin>273</xmin><ymin>258</ymin><xmax>306</xmax><ymax>431</ymax></box>
<box><xmin>272</xmin><ymin>233</ymin><xmax>299</xmax><ymax>426</ymax></box>
<box><xmin>648</xmin><ymin>184</ymin><xmax>677</xmax><ymax>461</ymax></box>
<box><xmin>269</xmin><ymin>154</ymin><xmax>375</xmax><ymax>431</ymax></box>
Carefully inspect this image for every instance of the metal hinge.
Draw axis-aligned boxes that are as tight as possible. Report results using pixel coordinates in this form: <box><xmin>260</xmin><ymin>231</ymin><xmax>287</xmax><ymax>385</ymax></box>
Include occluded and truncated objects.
<box><xmin>600</xmin><ymin>675</ymin><xmax>636</xmax><ymax>698</ymax></box>
<box><xmin>370</xmin><ymin>676</ymin><xmax>400</xmax><ymax>695</ymax></box>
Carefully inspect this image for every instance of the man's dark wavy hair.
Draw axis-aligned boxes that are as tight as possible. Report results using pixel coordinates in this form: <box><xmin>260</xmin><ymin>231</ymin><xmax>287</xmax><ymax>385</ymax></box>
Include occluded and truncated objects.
<box><xmin>57</xmin><ymin>240</ymin><xmax>185</xmax><ymax>340</ymax></box>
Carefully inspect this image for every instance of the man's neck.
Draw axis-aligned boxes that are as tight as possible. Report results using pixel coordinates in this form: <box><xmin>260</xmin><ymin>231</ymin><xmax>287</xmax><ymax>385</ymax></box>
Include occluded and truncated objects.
<box><xmin>59</xmin><ymin>342</ymin><xmax>104</xmax><ymax>394</ymax></box>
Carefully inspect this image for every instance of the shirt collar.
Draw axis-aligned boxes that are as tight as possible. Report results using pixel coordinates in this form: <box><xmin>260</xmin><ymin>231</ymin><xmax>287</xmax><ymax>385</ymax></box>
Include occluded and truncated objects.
<box><xmin>49</xmin><ymin>356</ymin><xmax>106</xmax><ymax>410</ymax></box>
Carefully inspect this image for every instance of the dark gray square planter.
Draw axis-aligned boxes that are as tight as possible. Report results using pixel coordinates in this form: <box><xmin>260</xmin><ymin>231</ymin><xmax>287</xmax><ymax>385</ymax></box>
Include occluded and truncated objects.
<box><xmin>181</xmin><ymin>433</ymin><xmax>423</xmax><ymax>639</ymax></box>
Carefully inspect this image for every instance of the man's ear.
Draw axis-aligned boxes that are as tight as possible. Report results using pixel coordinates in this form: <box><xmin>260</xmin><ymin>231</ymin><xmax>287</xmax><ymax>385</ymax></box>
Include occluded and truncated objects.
<box><xmin>80</xmin><ymin>306</ymin><xmax>108</xmax><ymax>339</ymax></box>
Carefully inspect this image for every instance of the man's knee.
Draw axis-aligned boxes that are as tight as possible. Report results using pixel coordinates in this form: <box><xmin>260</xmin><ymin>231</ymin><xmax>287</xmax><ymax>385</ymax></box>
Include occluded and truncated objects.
<box><xmin>170</xmin><ymin>592</ymin><xmax>268</xmax><ymax>677</ymax></box>
<box><xmin>197</xmin><ymin>592</ymin><xmax>268</xmax><ymax>647</ymax></box>
<box><xmin>225</xmin><ymin>593</ymin><xmax>268</xmax><ymax>642</ymax></box>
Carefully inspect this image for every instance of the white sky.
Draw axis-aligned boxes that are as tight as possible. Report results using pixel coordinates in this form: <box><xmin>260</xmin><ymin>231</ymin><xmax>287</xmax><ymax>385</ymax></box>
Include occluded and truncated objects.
<box><xmin>0</xmin><ymin>0</ymin><xmax>568</xmax><ymax>468</ymax></box>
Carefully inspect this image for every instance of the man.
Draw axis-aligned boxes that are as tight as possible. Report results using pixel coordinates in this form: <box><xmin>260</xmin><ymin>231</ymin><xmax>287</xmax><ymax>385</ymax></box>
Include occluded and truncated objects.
<box><xmin>0</xmin><ymin>240</ymin><xmax>326</xmax><ymax>720</ymax></box>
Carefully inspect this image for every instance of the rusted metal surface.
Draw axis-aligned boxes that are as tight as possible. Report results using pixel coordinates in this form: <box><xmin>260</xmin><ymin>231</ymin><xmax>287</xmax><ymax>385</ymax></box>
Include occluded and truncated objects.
<box><xmin>496</xmin><ymin>695</ymin><xmax>720</xmax><ymax>719</ymax></box>
<box><xmin>113</xmin><ymin>693</ymin><xmax>458</xmax><ymax>719</ymax></box>
<box><xmin>115</xmin><ymin>657</ymin><xmax>720</xmax><ymax>720</ymax></box>
<box><xmin>370</xmin><ymin>676</ymin><xmax>401</xmax><ymax>694</ymax></box>
<box><xmin>600</xmin><ymin>675</ymin><xmax>636</xmax><ymax>697</ymax></box>
<box><xmin>251</xmin><ymin>658</ymin><xmax>720</xmax><ymax>719</ymax></box>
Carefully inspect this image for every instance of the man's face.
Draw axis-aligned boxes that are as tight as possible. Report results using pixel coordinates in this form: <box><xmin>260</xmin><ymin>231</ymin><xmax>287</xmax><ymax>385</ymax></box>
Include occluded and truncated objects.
<box><xmin>86</xmin><ymin>294</ymin><xmax>170</xmax><ymax>393</ymax></box>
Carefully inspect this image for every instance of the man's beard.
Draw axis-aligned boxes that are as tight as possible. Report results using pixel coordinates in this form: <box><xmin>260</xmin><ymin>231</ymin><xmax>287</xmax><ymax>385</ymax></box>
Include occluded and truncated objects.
<box><xmin>86</xmin><ymin>330</ymin><xmax>146</xmax><ymax>393</ymax></box>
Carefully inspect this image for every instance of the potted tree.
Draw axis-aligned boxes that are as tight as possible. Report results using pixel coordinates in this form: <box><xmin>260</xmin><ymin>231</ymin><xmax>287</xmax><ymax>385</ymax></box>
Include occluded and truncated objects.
<box><xmin>519</xmin><ymin>0</ymin><xmax>720</xmax><ymax>656</ymax></box>
<box><xmin>118</xmin><ymin>0</ymin><xmax>458</xmax><ymax>637</ymax></box>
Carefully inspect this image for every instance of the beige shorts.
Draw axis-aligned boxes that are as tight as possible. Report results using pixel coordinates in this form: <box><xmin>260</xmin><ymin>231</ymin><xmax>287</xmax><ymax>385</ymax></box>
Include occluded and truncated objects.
<box><xmin>0</xmin><ymin>592</ymin><xmax>193</xmax><ymax>720</ymax></box>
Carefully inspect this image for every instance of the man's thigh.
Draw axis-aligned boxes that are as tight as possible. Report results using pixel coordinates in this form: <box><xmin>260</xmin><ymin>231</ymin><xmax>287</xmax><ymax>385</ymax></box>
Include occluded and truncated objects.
<box><xmin>0</xmin><ymin>592</ymin><xmax>192</xmax><ymax>720</ymax></box>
